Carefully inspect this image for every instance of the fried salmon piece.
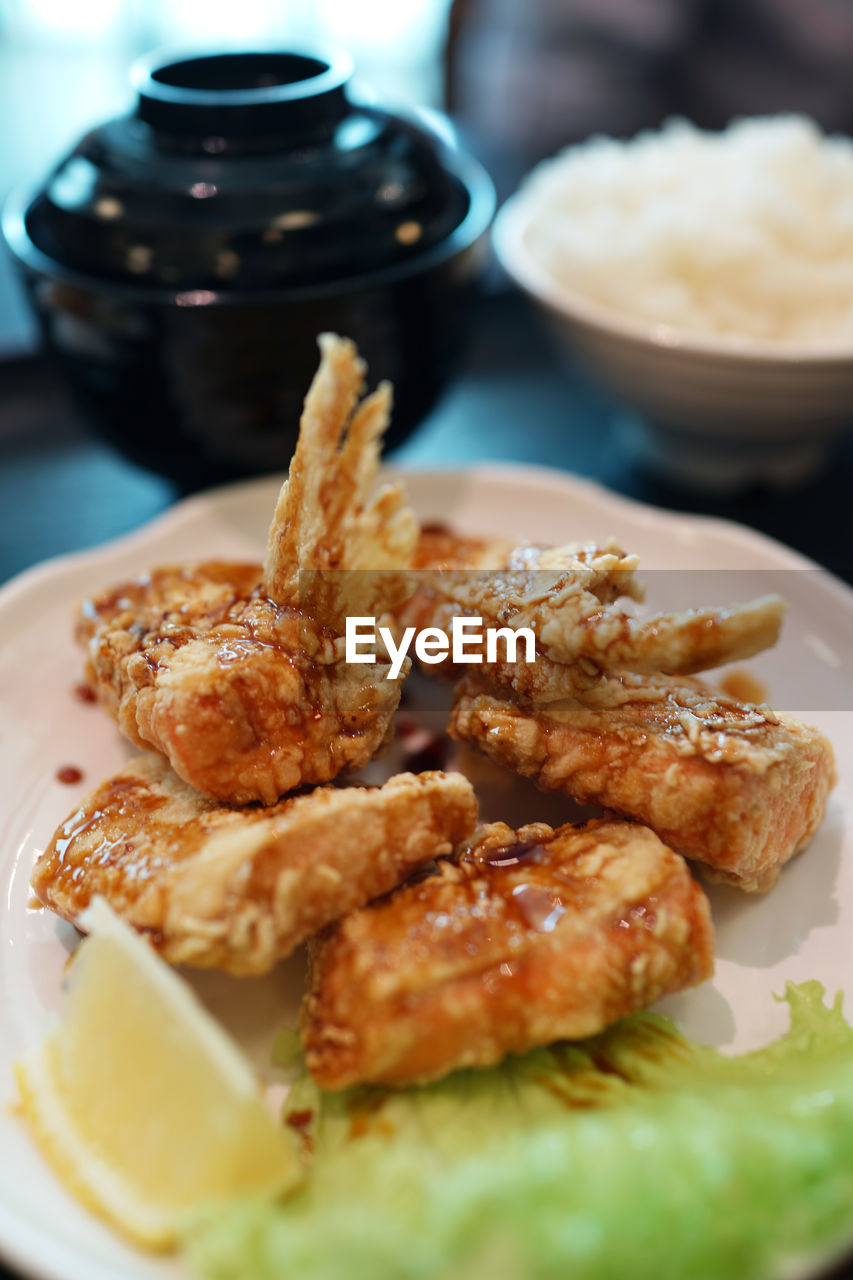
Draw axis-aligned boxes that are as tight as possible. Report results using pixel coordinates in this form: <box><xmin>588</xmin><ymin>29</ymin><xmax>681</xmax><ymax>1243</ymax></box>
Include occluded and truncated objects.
<box><xmin>76</xmin><ymin>336</ymin><xmax>418</xmax><ymax>805</ymax></box>
<box><xmin>31</xmin><ymin>755</ymin><xmax>477</xmax><ymax>976</ymax></box>
<box><xmin>302</xmin><ymin>818</ymin><xmax>713</xmax><ymax>1089</ymax></box>
<box><xmin>407</xmin><ymin>526</ymin><xmax>784</xmax><ymax>686</ymax></box>
<box><xmin>77</xmin><ymin>562</ymin><xmax>402</xmax><ymax>806</ymax></box>
<box><xmin>450</xmin><ymin>675</ymin><xmax>836</xmax><ymax>892</ymax></box>
<box><xmin>263</xmin><ymin>333</ymin><xmax>416</xmax><ymax>626</ymax></box>
<box><xmin>404</xmin><ymin>530</ymin><xmax>640</xmax><ymax>687</ymax></box>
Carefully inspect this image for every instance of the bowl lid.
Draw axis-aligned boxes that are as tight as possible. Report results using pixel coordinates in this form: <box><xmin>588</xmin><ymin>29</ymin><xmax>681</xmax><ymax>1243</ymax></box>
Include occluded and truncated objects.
<box><xmin>14</xmin><ymin>49</ymin><xmax>487</xmax><ymax>293</ymax></box>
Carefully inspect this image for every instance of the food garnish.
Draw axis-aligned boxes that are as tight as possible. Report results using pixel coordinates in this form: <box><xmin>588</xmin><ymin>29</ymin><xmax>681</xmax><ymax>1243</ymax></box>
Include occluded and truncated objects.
<box><xmin>15</xmin><ymin>899</ymin><xmax>301</xmax><ymax>1248</ymax></box>
<box><xmin>186</xmin><ymin>983</ymin><xmax>853</xmax><ymax>1280</ymax></box>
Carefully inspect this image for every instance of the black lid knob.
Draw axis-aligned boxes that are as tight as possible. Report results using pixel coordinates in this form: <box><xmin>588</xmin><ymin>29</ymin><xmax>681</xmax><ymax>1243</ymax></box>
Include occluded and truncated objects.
<box><xmin>131</xmin><ymin>48</ymin><xmax>353</xmax><ymax>138</ymax></box>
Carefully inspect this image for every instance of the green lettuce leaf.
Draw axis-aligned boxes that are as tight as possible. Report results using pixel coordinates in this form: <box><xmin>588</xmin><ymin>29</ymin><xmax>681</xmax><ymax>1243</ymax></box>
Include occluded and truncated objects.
<box><xmin>184</xmin><ymin>982</ymin><xmax>853</xmax><ymax>1280</ymax></box>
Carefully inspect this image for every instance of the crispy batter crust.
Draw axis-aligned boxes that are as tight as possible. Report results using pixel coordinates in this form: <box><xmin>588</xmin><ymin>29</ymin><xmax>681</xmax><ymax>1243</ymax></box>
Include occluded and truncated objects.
<box><xmin>73</xmin><ymin>336</ymin><xmax>418</xmax><ymax>806</ymax></box>
<box><xmin>264</xmin><ymin>332</ymin><xmax>416</xmax><ymax>626</ymax></box>
<box><xmin>301</xmin><ymin>817</ymin><xmax>713</xmax><ymax>1088</ymax></box>
<box><xmin>32</xmin><ymin>756</ymin><xmax>477</xmax><ymax>976</ymax></box>
<box><xmin>450</xmin><ymin>675</ymin><xmax>836</xmax><ymax>892</ymax></box>
<box><xmin>408</xmin><ymin>529</ymin><xmax>784</xmax><ymax>680</ymax></box>
<box><xmin>77</xmin><ymin>563</ymin><xmax>402</xmax><ymax>806</ymax></box>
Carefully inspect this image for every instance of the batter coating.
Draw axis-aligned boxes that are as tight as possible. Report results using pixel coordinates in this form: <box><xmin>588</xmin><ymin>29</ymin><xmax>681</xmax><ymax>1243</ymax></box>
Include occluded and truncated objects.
<box><xmin>302</xmin><ymin>817</ymin><xmax>714</xmax><ymax>1088</ymax></box>
<box><xmin>32</xmin><ymin>755</ymin><xmax>477</xmax><ymax>976</ymax></box>
<box><xmin>75</xmin><ymin>335</ymin><xmax>417</xmax><ymax>805</ymax></box>
<box><xmin>450</xmin><ymin>675</ymin><xmax>836</xmax><ymax>892</ymax></box>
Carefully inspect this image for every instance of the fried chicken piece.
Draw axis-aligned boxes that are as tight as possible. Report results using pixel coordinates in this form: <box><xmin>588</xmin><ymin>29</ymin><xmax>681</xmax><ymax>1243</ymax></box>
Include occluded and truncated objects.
<box><xmin>413</xmin><ymin>528</ymin><xmax>638</xmax><ymax>591</ymax></box>
<box><xmin>77</xmin><ymin>562</ymin><xmax>402</xmax><ymax>805</ymax></box>
<box><xmin>409</xmin><ymin>529</ymin><xmax>640</xmax><ymax>619</ymax></box>
<box><xmin>405</xmin><ymin>531</ymin><xmax>641</xmax><ymax>689</ymax></box>
<box><xmin>76</xmin><ymin>336</ymin><xmax>418</xmax><ymax>805</ymax></box>
<box><xmin>450</xmin><ymin>675</ymin><xmax>836</xmax><ymax>892</ymax></box>
<box><xmin>301</xmin><ymin>818</ymin><xmax>713</xmax><ymax>1088</ymax></box>
<box><xmin>263</xmin><ymin>332</ymin><xmax>416</xmax><ymax>626</ymax></box>
<box><xmin>32</xmin><ymin>755</ymin><xmax>477</xmax><ymax>976</ymax></box>
<box><xmin>407</xmin><ymin>526</ymin><xmax>785</xmax><ymax>702</ymax></box>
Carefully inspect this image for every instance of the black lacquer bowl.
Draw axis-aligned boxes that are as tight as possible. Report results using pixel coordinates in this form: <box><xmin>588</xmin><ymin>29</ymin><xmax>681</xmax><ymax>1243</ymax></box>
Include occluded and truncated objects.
<box><xmin>2</xmin><ymin>49</ymin><xmax>495</xmax><ymax>487</ymax></box>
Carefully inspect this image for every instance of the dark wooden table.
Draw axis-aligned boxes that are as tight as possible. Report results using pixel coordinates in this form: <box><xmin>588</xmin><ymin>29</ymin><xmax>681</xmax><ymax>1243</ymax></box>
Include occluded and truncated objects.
<box><xmin>1</xmin><ymin>291</ymin><xmax>851</xmax><ymax>1280</ymax></box>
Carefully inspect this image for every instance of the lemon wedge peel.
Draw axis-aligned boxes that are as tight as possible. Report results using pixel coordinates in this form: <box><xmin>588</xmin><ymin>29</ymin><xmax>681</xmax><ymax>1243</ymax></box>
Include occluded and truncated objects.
<box><xmin>15</xmin><ymin>897</ymin><xmax>302</xmax><ymax>1250</ymax></box>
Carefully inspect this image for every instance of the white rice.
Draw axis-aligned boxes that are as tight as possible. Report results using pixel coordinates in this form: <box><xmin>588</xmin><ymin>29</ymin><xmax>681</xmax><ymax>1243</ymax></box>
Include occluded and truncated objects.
<box><xmin>518</xmin><ymin>115</ymin><xmax>853</xmax><ymax>345</ymax></box>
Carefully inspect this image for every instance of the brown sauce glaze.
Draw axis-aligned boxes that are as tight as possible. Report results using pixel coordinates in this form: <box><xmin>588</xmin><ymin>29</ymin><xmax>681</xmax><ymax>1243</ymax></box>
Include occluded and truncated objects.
<box><xmin>411</xmin><ymin>526</ymin><xmax>491</xmax><ymax>570</ymax></box>
<box><xmin>56</xmin><ymin>765</ymin><xmax>84</xmax><ymax>785</ymax></box>
<box><xmin>394</xmin><ymin>715</ymin><xmax>420</xmax><ymax>741</ymax></box>
<box><xmin>718</xmin><ymin>668</ymin><xmax>769</xmax><ymax>705</ymax></box>
<box><xmin>451</xmin><ymin>828</ymin><xmax>606</xmax><ymax>936</ymax></box>
<box><xmin>404</xmin><ymin>737</ymin><xmax>450</xmax><ymax>773</ymax></box>
<box><xmin>285</xmin><ymin>1108</ymin><xmax>315</xmax><ymax>1155</ymax></box>
<box><xmin>36</xmin><ymin>773</ymin><xmax>179</xmax><ymax>908</ymax></box>
<box><xmin>510</xmin><ymin>883</ymin><xmax>566</xmax><ymax>933</ymax></box>
<box><xmin>481</xmin><ymin>839</ymin><xmax>547</xmax><ymax>869</ymax></box>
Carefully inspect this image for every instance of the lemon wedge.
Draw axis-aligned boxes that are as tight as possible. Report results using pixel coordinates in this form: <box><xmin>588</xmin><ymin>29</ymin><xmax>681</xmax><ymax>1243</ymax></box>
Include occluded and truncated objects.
<box><xmin>15</xmin><ymin>897</ymin><xmax>302</xmax><ymax>1249</ymax></box>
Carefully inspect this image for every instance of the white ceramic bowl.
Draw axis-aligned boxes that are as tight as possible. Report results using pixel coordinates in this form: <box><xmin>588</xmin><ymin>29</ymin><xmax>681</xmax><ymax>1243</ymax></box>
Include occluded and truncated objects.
<box><xmin>493</xmin><ymin>192</ymin><xmax>853</xmax><ymax>493</ymax></box>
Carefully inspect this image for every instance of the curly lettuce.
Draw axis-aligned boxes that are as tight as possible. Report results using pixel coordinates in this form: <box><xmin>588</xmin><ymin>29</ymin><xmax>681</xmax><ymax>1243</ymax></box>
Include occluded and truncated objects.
<box><xmin>185</xmin><ymin>982</ymin><xmax>853</xmax><ymax>1280</ymax></box>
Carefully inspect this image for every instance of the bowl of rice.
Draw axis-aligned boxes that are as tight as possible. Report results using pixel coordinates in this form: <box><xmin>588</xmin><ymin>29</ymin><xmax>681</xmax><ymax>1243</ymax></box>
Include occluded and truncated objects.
<box><xmin>493</xmin><ymin>115</ymin><xmax>853</xmax><ymax>492</ymax></box>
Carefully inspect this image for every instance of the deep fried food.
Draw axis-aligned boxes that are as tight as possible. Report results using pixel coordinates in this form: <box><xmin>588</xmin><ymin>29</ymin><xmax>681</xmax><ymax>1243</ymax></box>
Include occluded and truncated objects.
<box><xmin>411</xmin><ymin>523</ymin><xmax>830</xmax><ymax>892</ymax></box>
<box><xmin>77</xmin><ymin>562</ymin><xmax>402</xmax><ymax>806</ymax></box>
<box><xmin>409</xmin><ymin>528</ymin><xmax>784</xmax><ymax>687</ymax></box>
<box><xmin>450</xmin><ymin>675</ymin><xmax>836</xmax><ymax>892</ymax></box>
<box><xmin>32</xmin><ymin>755</ymin><xmax>477</xmax><ymax>976</ymax></box>
<box><xmin>405</xmin><ymin>531</ymin><xmax>640</xmax><ymax>690</ymax></box>
<box><xmin>301</xmin><ymin>817</ymin><xmax>714</xmax><ymax>1088</ymax></box>
<box><xmin>76</xmin><ymin>336</ymin><xmax>417</xmax><ymax>805</ymax></box>
<box><xmin>263</xmin><ymin>332</ymin><xmax>416</xmax><ymax>625</ymax></box>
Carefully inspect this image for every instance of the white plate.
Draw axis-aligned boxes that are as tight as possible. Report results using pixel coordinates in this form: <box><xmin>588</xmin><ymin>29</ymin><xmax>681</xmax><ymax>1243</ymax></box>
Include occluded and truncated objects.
<box><xmin>1</xmin><ymin>463</ymin><xmax>851</xmax><ymax>1280</ymax></box>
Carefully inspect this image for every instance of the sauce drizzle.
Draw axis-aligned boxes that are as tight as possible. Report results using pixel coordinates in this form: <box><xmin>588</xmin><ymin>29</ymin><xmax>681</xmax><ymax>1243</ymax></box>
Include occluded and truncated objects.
<box><xmin>482</xmin><ymin>839</ymin><xmax>546</xmax><ymax>869</ymax></box>
<box><xmin>56</xmin><ymin>765</ymin><xmax>84</xmax><ymax>785</ymax></box>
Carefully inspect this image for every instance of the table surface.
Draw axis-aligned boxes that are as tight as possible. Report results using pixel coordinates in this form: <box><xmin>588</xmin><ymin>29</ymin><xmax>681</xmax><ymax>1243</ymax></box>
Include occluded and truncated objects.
<box><xmin>2</xmin><ymin>293</ymin><xmax>852</xmax><ymax>589</ymax></box>
<box><xmin>1</xmin><ymin>291</ymin><xmax>852</xmax><ymax>1280</ymax></box>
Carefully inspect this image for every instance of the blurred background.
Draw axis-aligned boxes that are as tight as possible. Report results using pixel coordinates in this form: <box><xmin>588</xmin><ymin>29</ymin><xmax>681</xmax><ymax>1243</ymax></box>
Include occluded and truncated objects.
<box><xmin>5</xmin><ymin>0</ymin><xmax>853</xmax><ymax>357</ymax></box>
<box><xmin>0</xmin><ymin>0</ymin><xmax>452</xmax><ymax>357</ymax></box>
<box><xmin>2</xmin><ymin>0</ymin><xmax>853</xmax><ymax>580</ymax></box>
